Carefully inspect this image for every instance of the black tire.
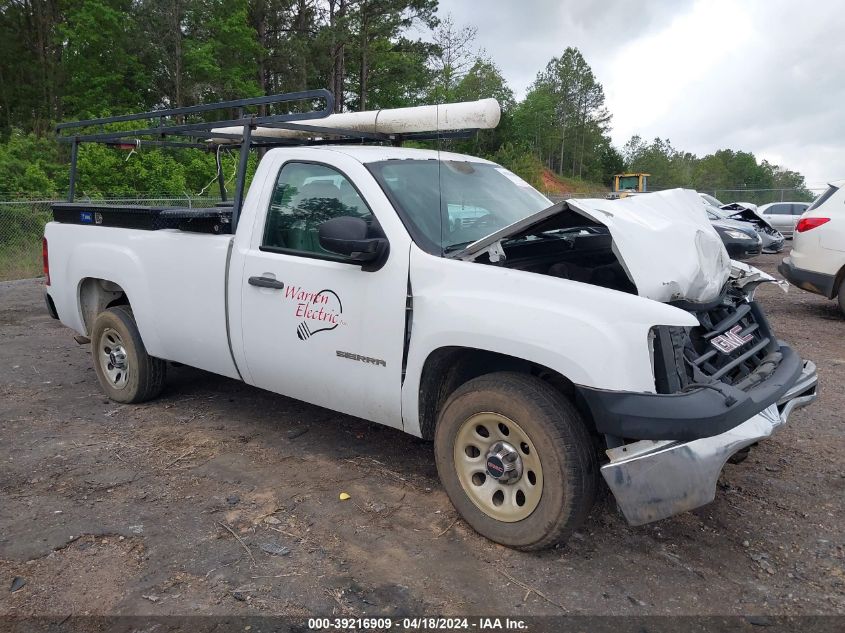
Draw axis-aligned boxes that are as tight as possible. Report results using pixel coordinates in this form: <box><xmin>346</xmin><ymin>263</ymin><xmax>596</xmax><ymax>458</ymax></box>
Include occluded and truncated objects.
<box><xmin>90</xmin><ymin>306</ymin><xmax>166</xmax><ymax>403</ymax></box>
<box><xmin>727</xmin><ymin>445</ymin><xmax>751</xmax><ymax>465</ymax></box>
<box><xmin>838</xmin><ymin>278</ymin><xmax>845</xmax><ymax>318</ymax></box>
<box><xmin>434</xmin><ymin>372</ymin><xmax>598</xmax><ymax>551</ymax></box>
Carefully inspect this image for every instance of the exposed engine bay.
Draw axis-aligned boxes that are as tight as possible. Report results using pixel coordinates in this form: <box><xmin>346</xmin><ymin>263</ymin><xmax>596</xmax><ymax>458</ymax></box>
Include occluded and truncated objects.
<box><xmin>475</xmin><ymin>224</ymin><xmax>637</xmax><ymax>294</ymax></box>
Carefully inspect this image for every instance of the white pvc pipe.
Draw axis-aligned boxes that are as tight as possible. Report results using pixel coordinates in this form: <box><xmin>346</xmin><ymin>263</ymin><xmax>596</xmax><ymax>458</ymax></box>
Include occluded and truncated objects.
<box><xmin>211</xmin><ymin>98</ymin><xmax>501</xmax><ymax>142</ymax></box>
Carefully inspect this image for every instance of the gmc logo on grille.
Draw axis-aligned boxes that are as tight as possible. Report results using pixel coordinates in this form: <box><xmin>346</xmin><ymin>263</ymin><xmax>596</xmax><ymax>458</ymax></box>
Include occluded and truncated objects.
<box><xmin>711</xmin><ymin>325</ymin><xmax>753</xmax><ymax>354</ymax></box>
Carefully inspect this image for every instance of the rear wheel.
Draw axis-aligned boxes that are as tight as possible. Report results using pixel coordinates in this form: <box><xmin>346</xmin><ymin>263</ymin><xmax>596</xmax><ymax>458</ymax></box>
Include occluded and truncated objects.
<box><xmin>434</xmin><ymin>372</ymin><xmax>598</xmax><ymax>550</ymax></box>
<box><xmin>838</xmin><ymin>278</ymin><xmax>845</xmax><ymax>317</ymax></box>
<box><xmin>91</xmin><ymin>306</ymin><xmax>166</xmax><ymax>403</ymax></box>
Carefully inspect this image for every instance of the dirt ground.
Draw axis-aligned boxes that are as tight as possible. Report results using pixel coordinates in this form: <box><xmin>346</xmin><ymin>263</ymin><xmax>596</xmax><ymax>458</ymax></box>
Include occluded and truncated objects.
<box><xmin>0</xmin><ymin>253</ymin><xmax>843</xmax><ymax>619</ymax></box>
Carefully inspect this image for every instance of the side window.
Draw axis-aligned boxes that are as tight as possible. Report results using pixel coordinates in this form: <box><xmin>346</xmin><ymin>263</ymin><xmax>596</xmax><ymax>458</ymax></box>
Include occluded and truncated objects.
<box><xmin>262</xmin><ymin>162</ymin><xmax>372</xmax><ymax>256</ymax></box>
<box><xmin>792</xmin><ymin>203</ymin><xmax>809</xmax><ymax>215</ymax></box>
<box><xmin>768</xmin><ymin>204</ymin><xmax>788</xmax><ymax>215</ymax></box>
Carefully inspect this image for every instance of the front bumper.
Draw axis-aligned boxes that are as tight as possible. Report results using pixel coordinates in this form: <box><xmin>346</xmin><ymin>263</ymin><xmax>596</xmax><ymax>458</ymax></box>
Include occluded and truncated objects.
<box><xmin>778</xmin><ymin>256</ymin><xmax>836</xmax><ymax>298</ymax></box>
<box><xmin>601</xmin><ymin>359</ymin><xmax>817</xmax><ymax>526</ymax></box>
<box><xmin>726</xmin><ymin>240</ymin><xmax>761</xmax><ymax>259</ymax></box>
<box><xmin>761</xmin><ymin>235</ymin><xmax>784</xmax><ymax>253</ymax></box>
<box><xmin>579</xmin><ymin>341</ymin><xmax>804</xmax><ymax>442</ymax></box>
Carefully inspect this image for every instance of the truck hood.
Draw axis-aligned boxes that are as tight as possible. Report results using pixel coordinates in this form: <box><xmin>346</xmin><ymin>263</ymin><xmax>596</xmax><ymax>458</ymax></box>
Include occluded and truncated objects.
<box><xmin>453</xmin><ymin>188</ymin><xmax>731</xmax><ymax>304</ymax></box>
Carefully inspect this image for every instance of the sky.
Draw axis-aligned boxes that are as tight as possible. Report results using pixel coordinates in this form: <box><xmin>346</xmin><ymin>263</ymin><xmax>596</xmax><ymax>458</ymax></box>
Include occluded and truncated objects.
<box><xmin>434</xmin><ymin>0</ymin><xmax>845</xmax><ymax>190</ymax></box>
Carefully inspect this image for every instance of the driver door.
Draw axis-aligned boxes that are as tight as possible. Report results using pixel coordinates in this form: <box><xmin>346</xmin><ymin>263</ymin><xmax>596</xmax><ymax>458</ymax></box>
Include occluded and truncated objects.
<box><xmin>237</xmin><ymin>160</ymin><xmax>408</xmax><ymax>428</ymax></box>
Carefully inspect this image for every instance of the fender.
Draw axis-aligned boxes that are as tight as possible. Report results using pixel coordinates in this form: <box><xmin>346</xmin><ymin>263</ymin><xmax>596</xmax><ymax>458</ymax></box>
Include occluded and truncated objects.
<box><xmin>401</xmin><ymin>247</ymin><xmax>698</xmax><ymax>436</ymax></box>
<box><xmin>71</xmin><ymin>243</ymin><xmax>163</xmax><ymax>355</ymax></box>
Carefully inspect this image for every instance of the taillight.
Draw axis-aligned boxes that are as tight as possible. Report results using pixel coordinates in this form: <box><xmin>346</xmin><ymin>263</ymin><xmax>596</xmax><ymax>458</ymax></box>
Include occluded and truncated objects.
<box><xmin>796</xmin><ymin>217</ymin><xmax>830</xmax><ymax>233</ymax></box>
<box><xmin>42</xmin><ymin>237</ymin><xmax>50</xmax><ymax>286</ymax></box>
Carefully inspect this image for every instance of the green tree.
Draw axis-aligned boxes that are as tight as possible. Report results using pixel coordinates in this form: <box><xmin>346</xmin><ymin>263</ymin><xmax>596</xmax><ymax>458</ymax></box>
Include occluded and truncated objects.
<box><xmin>513</xmin><ymin>47</ymin><xmax>611</xmax><ymax>181</ymax></box>
<box><xmin>184</xmin><ymin>0</ymin><xmax>263</xmax><ymax>102</ymax></box>
<box><xmin>0</xmin><ymin>130</ymin><xmax>64</xmax><ymax>196</ymax></box>
<box><xmin>428</xmin><ymin>13</ymin><xmax>476</xmax><ymax>102</ymax></box>
<box><xmin>451</xmin><ymin>58</ymin><xmax>514</xmax><ymax>156</ymax></box>
<box><xmin>59</xmin><ymin>0</ymin><xmax>151</xmax><ymax>118</ymax></box>
<box><xmin>346</xmin><ymin>0</ymin><xmax>437</xmax><ymax>111</ymax></box>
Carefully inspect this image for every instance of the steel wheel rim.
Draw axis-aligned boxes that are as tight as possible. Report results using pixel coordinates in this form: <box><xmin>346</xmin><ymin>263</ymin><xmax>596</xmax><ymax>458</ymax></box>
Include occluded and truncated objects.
<box><xmin>99</xmin><ymin>327</ymin><xmax>129</xmax><ymax>390</ymax></box>
<box><xmin>453</xmin><ymin>412</ymin><xmax>543</xmax><ymax>522</ymax></box>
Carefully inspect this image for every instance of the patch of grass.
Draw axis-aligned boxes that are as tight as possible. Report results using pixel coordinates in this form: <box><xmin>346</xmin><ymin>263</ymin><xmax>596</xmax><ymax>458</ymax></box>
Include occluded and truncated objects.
<box><xmin>0</xmin><ymin>242</ymin><xmax>44</xmax><ymax>281</ymax></box>
<box><xmin>540</xmin><ymin>169</ymin><xmax>607</xmax><ymax>196</ymax></box>
<box><xmin>1</xmin><ymin>201</ymin><xmax>50</xmax><ymax>281</ymax></box>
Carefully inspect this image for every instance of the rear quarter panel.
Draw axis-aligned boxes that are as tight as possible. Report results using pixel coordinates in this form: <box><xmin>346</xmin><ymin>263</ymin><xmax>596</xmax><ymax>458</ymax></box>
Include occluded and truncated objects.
<box><xmin>791</xmin><ymin>189</ymin><xmax>845</xmax><ymax>276</ymax></box>
<box><xmin>44</xmin><ymin>222</ymin><xmax>239</xmax><ymax>379</ymax></box>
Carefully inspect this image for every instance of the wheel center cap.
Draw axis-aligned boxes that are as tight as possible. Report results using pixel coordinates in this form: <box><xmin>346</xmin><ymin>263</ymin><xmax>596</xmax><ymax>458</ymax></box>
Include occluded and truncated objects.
<box><xmin>109</xmin><ymin>347</ymin><xmax>128</xmax><ymax>370</ymax></box>
<box><xmin>485</xmin><ymin>441</ymin><xmax>523</xmax><ymax>484</ymax></box>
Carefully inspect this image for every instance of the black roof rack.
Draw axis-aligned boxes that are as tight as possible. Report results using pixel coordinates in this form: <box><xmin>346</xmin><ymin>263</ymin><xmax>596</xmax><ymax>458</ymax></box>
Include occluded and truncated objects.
<box><xmin>55</xmin><ymin>88</ymin><xmax>475</xmax><ymax>231</ymax></box>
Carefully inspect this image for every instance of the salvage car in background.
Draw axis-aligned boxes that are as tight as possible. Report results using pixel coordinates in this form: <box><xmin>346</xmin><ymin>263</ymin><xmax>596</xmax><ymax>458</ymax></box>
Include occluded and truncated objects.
<box><xmin>779</xmin><ymin>181</ymin><xmax>845</xmax><ymax>315</ymax></box>
<box><xmin>759</xmin><ymin>201</ymin><xmax>811</xmax><ymax>238</ymax></box>
<box><xmin>704</xmin><ymin>206</ymin><xmax>762</xmax><ymax>259</ymax></box>
<box><xmin>719</xmin><ymin>202</ymin><xmax>785</xmax><ymax>253</ymax></box>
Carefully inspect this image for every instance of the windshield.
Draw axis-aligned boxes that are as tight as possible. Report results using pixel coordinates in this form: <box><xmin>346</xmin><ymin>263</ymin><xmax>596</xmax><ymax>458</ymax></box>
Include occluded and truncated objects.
<box><xmin>704</xmin><ymin>203</ymin><xmax>727</xmax><ymax>219</ymax></box>
<box><xmin>700</xmin><ymin>193</ymin><xmax>724</xmax><ymax>207</ymax></box>
<box><xmin>367</xmin><ymin>159</ymin><xmax>552</xmax><ymax>253</ymax></box>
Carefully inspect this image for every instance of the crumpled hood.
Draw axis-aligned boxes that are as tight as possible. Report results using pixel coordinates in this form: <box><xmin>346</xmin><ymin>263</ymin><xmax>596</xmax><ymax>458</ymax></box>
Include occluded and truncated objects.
<box><xmin>567</xmin><ymin>189</ymin><xmax>731</xmax><ymax>303</ymax></box>
<box><xmin>452</xmin><ymin>188</ymin><xmax>732</xmax><ymax>304</ymax></box>
<box><xmin>719</xmin><ymin>203</ymin><xmax>778</xmax><ymax>232</ymax></box>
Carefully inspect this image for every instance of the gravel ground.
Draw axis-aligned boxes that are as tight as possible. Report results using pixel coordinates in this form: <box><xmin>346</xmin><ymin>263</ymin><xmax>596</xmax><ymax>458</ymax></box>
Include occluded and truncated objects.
<box><xmin>0</xmin><ymin>253</ymin><xmax>843</xmax><ymax>618</ymax></box>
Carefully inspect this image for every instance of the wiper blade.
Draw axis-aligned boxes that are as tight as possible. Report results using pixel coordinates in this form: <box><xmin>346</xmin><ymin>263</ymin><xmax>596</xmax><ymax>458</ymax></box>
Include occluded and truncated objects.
<box><xmin>445</xmin><ymin>200</ymin><xmax>567</xmax><ymax>260</ymax></box>
<box><xmin>443</xmin><ymin>241</ymin><xmax>473</xmax><ymax>253</ymax></box>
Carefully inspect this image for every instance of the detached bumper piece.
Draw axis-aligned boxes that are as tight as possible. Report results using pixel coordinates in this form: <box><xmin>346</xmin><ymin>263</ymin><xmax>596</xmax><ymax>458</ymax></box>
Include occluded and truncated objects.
<box><xmin>601</xmin><ymin>359</ymin><xmax>817</xmax><ymax>526</ymax></box>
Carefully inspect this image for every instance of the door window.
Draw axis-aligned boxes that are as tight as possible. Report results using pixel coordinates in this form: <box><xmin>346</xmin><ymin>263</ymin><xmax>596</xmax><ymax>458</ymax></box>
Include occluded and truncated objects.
<box><xmin>262</xmin><ymin>162</ymin><xmax>373</xmax><ymax>257</ymax></box>
<box><xmin>791</xmin><ymin>203</ymin><xmax>809</xmax><ymax>215</ymax></box>
<box><xmin>767</xmin><ymin>203</ymin><xmax>790</xmax><ymax>215</ymax></box>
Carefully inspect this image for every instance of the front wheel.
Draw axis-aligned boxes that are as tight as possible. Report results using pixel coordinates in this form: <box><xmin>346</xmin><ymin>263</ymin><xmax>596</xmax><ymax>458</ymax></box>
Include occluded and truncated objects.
<box><xmin>91</xmin><ymin>306</ymin><xmax>166</xmax><ymax>403</ymax></box>
<box><xmin>434</xmin><ymin>372</ymin><xmax>598</xmax><ymax>550</ymax></box>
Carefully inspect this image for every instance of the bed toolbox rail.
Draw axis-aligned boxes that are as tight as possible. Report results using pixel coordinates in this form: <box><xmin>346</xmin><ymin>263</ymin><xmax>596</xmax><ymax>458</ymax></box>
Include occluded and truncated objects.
<box><xmin>50</xmin><ymin>202</ymin><xmax>233</xmax><ymax>234</ymax></box>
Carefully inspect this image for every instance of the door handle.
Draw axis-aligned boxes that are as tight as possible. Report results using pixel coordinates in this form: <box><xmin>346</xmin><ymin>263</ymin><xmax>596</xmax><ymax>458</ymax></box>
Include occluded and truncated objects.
<box><xmin>248</xmin><ymin>276</ymin><xmax>285</xmax><ymax>290</ymax></box>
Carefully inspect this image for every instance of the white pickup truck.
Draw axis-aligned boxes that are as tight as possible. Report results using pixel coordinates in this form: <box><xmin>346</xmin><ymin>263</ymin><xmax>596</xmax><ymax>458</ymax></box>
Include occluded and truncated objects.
<box><xmin>43</xmin><ymin>97</ymin><xmax>818</xmax><ymax>550</ymax></box>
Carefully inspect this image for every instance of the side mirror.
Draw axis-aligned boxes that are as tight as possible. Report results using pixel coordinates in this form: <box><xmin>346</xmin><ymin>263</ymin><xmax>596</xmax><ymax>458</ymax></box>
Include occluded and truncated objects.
<box><xmin>318</xmin><ymin>216</ymin><xmax>388</xmax><ymax>265</ymax></box>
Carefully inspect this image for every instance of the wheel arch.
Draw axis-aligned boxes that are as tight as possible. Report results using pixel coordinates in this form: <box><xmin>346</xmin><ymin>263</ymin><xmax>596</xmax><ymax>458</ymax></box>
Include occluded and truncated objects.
<box><xmin>415</xmin><ymin>346</ymin><xmax>594</xmax><ymax>441</ymax></box>
<box><xmin>77</xmin><ymin>277</ymin><xmax>131</xmax><ymax>336</ymax></box>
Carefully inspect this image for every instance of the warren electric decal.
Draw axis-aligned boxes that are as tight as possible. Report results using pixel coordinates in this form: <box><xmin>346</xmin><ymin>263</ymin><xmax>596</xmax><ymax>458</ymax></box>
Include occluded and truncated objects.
<box><xmin>282</xmin><ymin>284</ymin><xmax>345</xmax><ymax>341</ymax></box>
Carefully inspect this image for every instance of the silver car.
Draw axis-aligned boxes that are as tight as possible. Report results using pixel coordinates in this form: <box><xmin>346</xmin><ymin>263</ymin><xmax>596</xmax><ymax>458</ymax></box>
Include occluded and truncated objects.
<box><xmin>758</xmin><ymin>202</ymin><xmax>811</xmax><ymax>238</ymax></box>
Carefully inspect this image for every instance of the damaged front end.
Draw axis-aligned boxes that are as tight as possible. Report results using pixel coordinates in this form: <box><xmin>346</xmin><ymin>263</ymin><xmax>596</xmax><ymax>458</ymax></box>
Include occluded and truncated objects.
<box><xmin>450</xmin><ymin>188</ymin><xmax>818</xmax><ymax>525</ymax></box>
<box><xmin>720</xmin><ymin>203</ymin><xmax>786</xmax><ymax>253</ymax></box>
<box><xmin>580</xmin><ymin>267</ymin><xmax>818</xmax><ymax>525</ymax></box>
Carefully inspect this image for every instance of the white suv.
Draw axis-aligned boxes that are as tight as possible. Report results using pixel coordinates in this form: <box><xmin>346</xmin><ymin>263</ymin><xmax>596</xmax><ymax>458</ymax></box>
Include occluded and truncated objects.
<box><xmin>779</xmin><ymin>180</ymin><xmax>845</xmax><ymax>315</ymax></box>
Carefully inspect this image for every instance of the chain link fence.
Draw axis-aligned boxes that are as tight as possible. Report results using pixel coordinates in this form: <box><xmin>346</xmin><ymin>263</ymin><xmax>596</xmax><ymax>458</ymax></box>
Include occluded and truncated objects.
<box><xmin>706</xmin><ymin>188</ymin><xmax>825</xmax><ymax>206</ymax></box>
<box><xmin>0</xmin><ymin>196</ymin><xmax>222</xmax><ymax>281</ymax></box>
